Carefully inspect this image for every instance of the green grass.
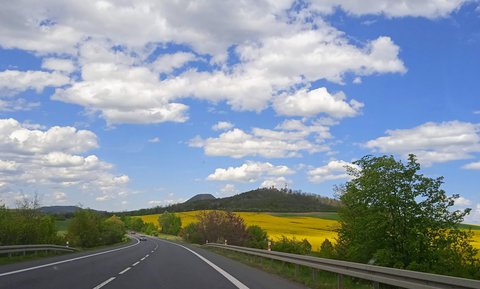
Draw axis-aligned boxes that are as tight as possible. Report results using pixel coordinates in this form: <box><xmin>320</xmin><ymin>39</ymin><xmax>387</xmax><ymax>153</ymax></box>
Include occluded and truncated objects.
<box><xmin>0</xmin><ymin>251</ymin><xmax>69</xmax><ymax>266</ymax></box>
<box><xmin>154</xmin><ymin>232</ymin><xmax>183</xmax><ymax>242</ymax></box>
<box><xmin>206</xmin><ymin>247</ymin><xmax>372</xmax><ymax>289</ymax></box>
<box><xmin>459</xmin><ymin>223</ymin><xmax>480</xmax><ymax>230</ymax></box>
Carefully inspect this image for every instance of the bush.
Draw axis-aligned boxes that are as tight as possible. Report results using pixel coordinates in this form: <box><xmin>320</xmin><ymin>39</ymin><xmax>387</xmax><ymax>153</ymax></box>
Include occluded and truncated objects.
<box><xmin>180</xmin><ymin>222</ymin><xmax>203</xmax><ymax>244</ymax></box>
<box><xmin>319</xmin><ymin>238</ymin><xmax>335</xmax><ymax>258</ymax></box>
<box><xmin>271</xmin><ymin>235</ymin><xmax>312</xmax><ymax>255</ymax></box>
<box><xmin>245</xmin><ymin>225</ymin><xmax>268</xmax><ymax>249</ymax></box>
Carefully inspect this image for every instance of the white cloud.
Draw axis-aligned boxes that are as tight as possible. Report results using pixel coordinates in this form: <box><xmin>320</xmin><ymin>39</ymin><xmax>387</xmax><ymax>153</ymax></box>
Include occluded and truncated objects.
<box><xmin>0</xmin><ymin>118</ymin><xmax>129</xmax><ymax>205</ymax></box>
<box><xmin>191</xmin><ymin>119</ymin><xmax>332</xmax><ymax>158</ymax></box>
<box><xmin>0</xmin><ymin>2</ymin><xmax>409</xmax><ymax>124</ymax></box>
<box><xmin>365</xmin><ymin>121</ymin><xmax>480</xmax><ymax>165</ymax></box>
<box><xmin>152</xmin><ymin>52</ymin><xmax>197</xmax><ymax>74</ymax></box>
<box><xmin>148</xmin><ymin>137</ymin><xmax>161</xmax><ymax>143</ymax></box>
<box><xmin>260</xmin><ymin>176</ymin><xmax>290</xmax><ymax>189</ymax></box>
<box><xmin>212</xmin><ymin>121</ymin><xmax>234</xmax><ymax>131</ymax></box>
<box><xmin>309</xmin><ymin>0</ymin><xmax>468</xmax><ymax>18</ymax></box>
<box><xmin>52</xmin><ymin>191</ymin><xmax>67</xmax><ymax>203</ymax></box>
<box><xmin>464</xmin><ymin>203</ymin><xmax>480</xmax><ymax>224</ymax></box>
<box><xmin>0</xmin><ymin>70</ymin><xmax>70</xmax><ymax>94</ymax></box>
<box><xmin>42</xmin><ymin>58</ymin><xmax>76</xmax><ymax>73</ymax></box>
<box><xmin>218</xmin><ymin>184</ymin><xmax>239</xmax><ymax>197</ymax></box>
<box><xmin>0</xmin><ymin>98</ymin><xmax>40</xmax><ymax>112</ymax></box>
<box><xmin>463</xmin><ymin>161</ymin><xmax>480</xmax><ymax>170</ymax></box>
<box><xmin>52</xmin><ymin>51</ymin><xmax>189</xmax><ymax>125</ymax></box>
<box><xmin>207</xmin><ymin>161</ymin><xmax>294</xmax><ymax>183</ymax></box>
<box><xmin>308</xmin><ymin>160</ymin><xmax>358</xmax><ymax>183</ymax></box>
<box><xmin>273</xmin><ymin>87</ymin><xmax>363</xmax><ymax>118</ymax></box>
<box><xmin>455</xmin><ymin>196</ymin><xmax>472</xmax><ymax>206</ymax></box>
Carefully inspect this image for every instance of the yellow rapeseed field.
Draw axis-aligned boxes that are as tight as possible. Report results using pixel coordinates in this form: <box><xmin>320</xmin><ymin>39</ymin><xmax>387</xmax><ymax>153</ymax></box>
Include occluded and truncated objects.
<box><xmin>137</xmin><ymin>211</ymin><xmax>480</xmax><ymax>252</ymax></box>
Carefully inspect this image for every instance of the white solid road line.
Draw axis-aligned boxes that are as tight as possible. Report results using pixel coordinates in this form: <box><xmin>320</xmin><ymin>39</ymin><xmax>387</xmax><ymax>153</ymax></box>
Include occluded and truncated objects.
<box><xmin>140</xmin><ymin>257</ymin><xmax>146</xmax><ymax>261</ymax></box>
<box><xmin>118</xmin><ymin>267</ymin><xmax>131</xmax><ymax>275</ymax></box>
<box><xmin>156</xmin><ymin>238</ymin><xmax>250</xmax><ymax>289</ymax></box>
<box><xmin>0</xmin><ymin>238</ymin><xmax>141</xmax><ymax>278</ymax></box>
<box><xmin>132</xmin><ymin>261</ymin><xmax>140</xmax><ymax>266</ymax></box>
<box><xmin>92</xmin><ymin>277</ymin><xmax>116</xmax><ymax>289</ymax></box>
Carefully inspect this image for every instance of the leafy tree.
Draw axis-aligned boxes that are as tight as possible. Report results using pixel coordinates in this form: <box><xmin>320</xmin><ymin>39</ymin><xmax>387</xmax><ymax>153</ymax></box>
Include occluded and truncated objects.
<box><xmin>180</xmin><ymin>222</ymin><xmax>203</xmax><ymax>244</ymax></box>
<box><xmin>101</xmin><ymin>215</ymin><xmax>126</xmax><ymax>244</ymax></box>
<box><xmin>67</xmin><ymin>209</ymin><xmax>103</xmax><ymax>247</ymax></box>
<box><xmin>245</xmin><ymin>225</ymin><xmax>268</xmax><ymax>249</ymax></box>
<box><xmin>271</xmin><ymin>235</ymin><xmax>312</xmax><ymax>255</ymax></box>
<box><xmin>319</xmin><ymin>238</ymin><xmax>335</xmax><ymax>258</ymax></box>
<box><xmin>335</xmin><ymin>154</ymin><xmax>479</xmax><ymax>278</ymax></box>
<box><xmin>196</xmin><ymin>210</ymin><xmax>248</xmax><ymax>245</ymax></box>
<box><xmin>158</xmin><ymin>212</ymin><xmax>182</xmax><ymax>235</ymax></box>
<box><xmin>0</xmin><ymin>196</ymin><xmax>58</xmax><ymax>246</ymax></box>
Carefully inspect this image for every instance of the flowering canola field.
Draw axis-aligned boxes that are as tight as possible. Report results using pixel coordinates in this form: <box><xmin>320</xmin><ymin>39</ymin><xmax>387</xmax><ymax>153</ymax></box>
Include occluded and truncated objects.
<box><xmin>137</xmin><ymin>211</ymin><xmax>480</xmax><ymax>252</ymax></box>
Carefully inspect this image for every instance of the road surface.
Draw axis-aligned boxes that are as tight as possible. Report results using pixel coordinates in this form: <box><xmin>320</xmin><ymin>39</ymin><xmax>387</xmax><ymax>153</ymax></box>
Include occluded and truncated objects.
<box><xmin>0</xmin><ymin>236</ymin><xmax>309</xmax><ymax>289</ymax></box>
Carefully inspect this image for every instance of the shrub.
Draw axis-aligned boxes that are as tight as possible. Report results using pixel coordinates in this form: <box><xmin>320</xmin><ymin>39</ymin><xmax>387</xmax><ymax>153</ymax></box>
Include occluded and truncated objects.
<box><xmin>180</xmin><ymin>222</ymin><xmax>203</xmax><ymax>244</ymax></box>
<box><xmin>245</xmin><ymin>225</ymin><xmax>268</xmax><ymax>249</ymax></box>
<box><xmin>271</xmin><ymin>235</ymin><xmax>312</xmax><ymax>255</ymax></box>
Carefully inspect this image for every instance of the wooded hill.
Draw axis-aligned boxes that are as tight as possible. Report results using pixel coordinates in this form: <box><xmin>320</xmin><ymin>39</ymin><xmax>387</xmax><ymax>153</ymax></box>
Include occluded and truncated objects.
<box><xmin>122</xmin><ymin>188</ymin><xmax>340</xmax><ymax>216</ymax></box>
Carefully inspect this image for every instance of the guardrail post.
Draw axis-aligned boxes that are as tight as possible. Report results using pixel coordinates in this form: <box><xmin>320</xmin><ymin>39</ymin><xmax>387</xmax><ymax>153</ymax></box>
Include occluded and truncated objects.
<box><xmin>337</xmin><ymin>274</ymin><xmax>344</xmax><ymax>289</ymax></box>
<box><xmin>294</xmin><ymin>264</ymin><xmax>299</xmax><ymax>277</ymax></box>
<box><xmin>312</xmin><ymin>268</ymin><xmax>317</xmax><ymax>282</ymax></box>
<box><xmin>373</xmin><ymin>281</ymin><xmax>380</xmax><ymax>289</ymax></box>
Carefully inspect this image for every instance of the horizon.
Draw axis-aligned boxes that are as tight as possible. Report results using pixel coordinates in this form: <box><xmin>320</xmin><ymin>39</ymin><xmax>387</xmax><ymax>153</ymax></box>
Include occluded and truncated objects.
<box><xmin>0</xmin><ymin>1</ymin><xmax>479</xmax><ymax>223</ymax></box>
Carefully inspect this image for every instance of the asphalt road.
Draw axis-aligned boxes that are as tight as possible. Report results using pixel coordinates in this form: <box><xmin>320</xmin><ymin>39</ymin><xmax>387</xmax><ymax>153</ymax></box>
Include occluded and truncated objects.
<box><xmin>0</xmin><ymin>236</ymin><xmax>309</xmax><ymax>289</ymax></box>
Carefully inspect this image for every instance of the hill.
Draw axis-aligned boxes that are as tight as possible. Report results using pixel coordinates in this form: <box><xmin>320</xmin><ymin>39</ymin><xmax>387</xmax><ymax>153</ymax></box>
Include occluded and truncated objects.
<box><xmin>39</xmin><ymin>206</ymin><xmax>82</xmax><ymax>214</ymax></box>
<box><xmin>185</xmin><ymin>193</ymin><xmax>216</xmax><ymax>202</ymax></box>
<box><xmin>122</xmin><ymin>188</ymin><xmax>340</xmax><ymax>216</ymax></box>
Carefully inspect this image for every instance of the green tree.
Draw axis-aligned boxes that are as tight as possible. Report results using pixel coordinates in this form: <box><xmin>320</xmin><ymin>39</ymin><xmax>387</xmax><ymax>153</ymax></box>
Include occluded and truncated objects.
<box><xmin>319</xmin><ymin>238</ymin><xmax>335</xmax><ymax>258</ymax></box>
<box><xmin>245</xmin><ymin>225</ymin><xmax>268</xmax><ymax>249</ymax></box>
<box><xmin>196</xmin><ymin>210</ymin><xmax>248</xmax><ymax>245</ymax></box>
<box><xmin>67</xmin><ymin>209</ymin><xmax>103</xmax><ymax>247</ymax></box>
<box><xmin>158</xmin><ymin>212</ymin><xmax>182</xmax><ymax>235</ymax></box>
<box><xmin>335</xmin><ymin>154</ymin><xmax>479</xmax><ymax>278</ymax></box>
<box><xmin>101</xmin><ymin>215</ymin><xmax>126</xmax><ymax>244</ymax></box>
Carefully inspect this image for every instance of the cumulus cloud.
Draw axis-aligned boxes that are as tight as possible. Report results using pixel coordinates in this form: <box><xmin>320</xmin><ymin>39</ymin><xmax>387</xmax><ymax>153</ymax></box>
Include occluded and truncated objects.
<box><xmin>218</xmin><ymin>184</ymin><xmax>239</xmax><ymax>197</ymax></box>
<box><xmin>463</xmin><ymin>161</ymin><xmax>480</xmax><ymax>170</ymax></box>
<box><xmin>0</xmin><ymin>1</ymin><xmax>411</xmax><ymax>124</ymax></box>
<box><xmin>191</xmin><ymin>119</ymin><xmax>332</xmax><ymax>158</ymax></box>
<box><xmin>308</xmin><ymin>160</ymin><xmax>358</xmax><ymax>183</ymax></box>
<box><xmin>152</xmin><ymin>52</ymin><xmax>198</xmax><ymax>74</ymax></box>
<box><xmin>0</xmin><ymin>70</ymin><xmax>70</xmax><ymax>94</ymax></box>
<box><xmin>0</xmin><ymin>118</ymin><xmax>129</xmax><ymax>205</ymax></box>
<box><xmin>365</xmin><ymin>121</ymin><xmax>480</xmax><ymax>165</ymax></box>
<box><xmin>207</xmin><ymin>161</ymin><xmax>294</xmax><ymax>183</ymax></box>
<box><xmin>455</xmin><ymin>196</ymin><xmax>472</xmax><ymax>206</ymax></box>
<box><xmin>309</xmin><ymin>0</ymin><xmax>468</xmax><ymax>18</ymax></box>
<box><xmin>42</xmin><ymin>58</ymin><xmax>76</xmax><ymax>73</ymax></box>
<box><xmin>273</xmin><ymin>87</ymin><xmax>363</xmax><ymax>118</ymax></box>
<box><xmin>212</xmin><ymin>121</ymin><xmax>234</xmax><ymax>131</ymax></box>
<box><xmin>260</xmin><ymin>176</ymin><xmax>290</xmax><ymax>189</ymax></box>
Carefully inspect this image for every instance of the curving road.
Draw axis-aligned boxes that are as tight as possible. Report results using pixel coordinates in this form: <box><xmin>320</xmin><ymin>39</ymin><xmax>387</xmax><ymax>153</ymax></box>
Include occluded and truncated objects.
<box><xmin>0</xmin><ymin>236</ymin><xmax>308</xmax><ymax>289</ymax></box>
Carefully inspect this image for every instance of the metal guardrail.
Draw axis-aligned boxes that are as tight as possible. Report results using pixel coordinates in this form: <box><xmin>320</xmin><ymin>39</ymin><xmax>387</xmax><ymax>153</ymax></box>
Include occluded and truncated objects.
<box><xmin>0</xmin><ymin>244</ymin><xmax>79</xmax><ymax>256</ymax></box>
<box><xmin>206</xmin><ymin>243</ymin><xmax>480</xmax><ymax>289</ymax></box>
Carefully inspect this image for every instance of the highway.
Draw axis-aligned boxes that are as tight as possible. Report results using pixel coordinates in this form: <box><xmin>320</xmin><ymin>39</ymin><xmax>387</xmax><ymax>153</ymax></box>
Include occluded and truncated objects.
<box><xmin>0</xmin><ymin>236</ymin><xmax>308</xmax><ymax>289</ymax></box>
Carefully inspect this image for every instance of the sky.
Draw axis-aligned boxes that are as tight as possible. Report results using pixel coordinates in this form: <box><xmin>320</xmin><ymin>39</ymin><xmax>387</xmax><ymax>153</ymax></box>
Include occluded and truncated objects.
<box><xmin>0</xmin><ymin>0</ymin><xmax>479</xmax><ymax>221</ymax></box>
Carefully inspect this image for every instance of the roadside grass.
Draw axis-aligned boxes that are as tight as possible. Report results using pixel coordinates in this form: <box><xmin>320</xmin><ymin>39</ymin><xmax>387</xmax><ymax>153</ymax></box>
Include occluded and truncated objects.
<box><xmin>0</xmin><ymin>251</ymin><xmax>69</xmax><ymax>266</ymax></box>
<box><xmin>206</xmin><ymin>246</ymin><xmax>372</xmax><ymax>289</ymax></box>
<box><xmin>155</xmin><ymin>232</ymin><xmax>182</xmax><ymax>242</ymax></box>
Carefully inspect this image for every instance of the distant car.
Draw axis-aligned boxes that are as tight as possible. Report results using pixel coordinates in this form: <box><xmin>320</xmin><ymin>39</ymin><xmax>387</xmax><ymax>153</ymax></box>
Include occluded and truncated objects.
<box><xmin>139</xmin><ymin>236</ymin><xmax>147</xmax><ymax>241</ymax></box>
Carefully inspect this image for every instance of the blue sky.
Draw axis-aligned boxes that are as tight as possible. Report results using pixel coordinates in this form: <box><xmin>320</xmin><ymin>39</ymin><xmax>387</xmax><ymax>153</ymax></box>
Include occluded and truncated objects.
<box><xmin>0</xmin><ymin>1</ymin><xmax>479</xmax><ymax>222</ymax></box>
